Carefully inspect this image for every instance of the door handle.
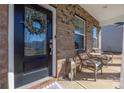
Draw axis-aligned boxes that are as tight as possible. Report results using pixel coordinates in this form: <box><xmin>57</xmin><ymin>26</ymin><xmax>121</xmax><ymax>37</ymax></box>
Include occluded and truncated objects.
<box><xmin>49</xmin><ymin>39</ymin><xmax>53</xmax><ymax>55</ymax></box>
<box><xmin>49</xmin><ymin>44</ymin><xmax>53</xmax><ymax>55</ymax></box>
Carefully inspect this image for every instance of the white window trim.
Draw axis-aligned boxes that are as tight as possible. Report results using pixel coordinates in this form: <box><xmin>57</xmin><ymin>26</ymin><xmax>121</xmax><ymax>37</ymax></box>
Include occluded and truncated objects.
<box><xmin>92</xmin><ymin>26</ymin><xmax>98</xmax><ymax>48</ymax></box>
<box><xmin>75</xmin><ymin>15</ymin><xmax>86</xmax><ymax>50</ymax></box>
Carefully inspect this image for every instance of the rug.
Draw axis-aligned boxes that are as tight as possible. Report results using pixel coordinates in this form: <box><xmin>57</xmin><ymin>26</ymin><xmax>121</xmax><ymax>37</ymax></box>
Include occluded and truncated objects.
<box><xmin>43</xmin><ymin>82</ymin><xmax>63</xmax><ymax>89</ymax></box>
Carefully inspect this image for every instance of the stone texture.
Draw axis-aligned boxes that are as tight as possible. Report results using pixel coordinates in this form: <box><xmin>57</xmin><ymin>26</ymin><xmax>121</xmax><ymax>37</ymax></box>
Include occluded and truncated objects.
<box><xmin>51</xmin><ymin>4</ymin><xmax>100</xmax><ymax>79</ymax></box>
<box><xmin>0</xmin><ymin>5</ymin><xmax>8</xmax><ymax>88</ymax></box>
<box><xmin>0</xmin><ymin>4</ymin><xmax>100</xmax><ymax>88</ymax></box>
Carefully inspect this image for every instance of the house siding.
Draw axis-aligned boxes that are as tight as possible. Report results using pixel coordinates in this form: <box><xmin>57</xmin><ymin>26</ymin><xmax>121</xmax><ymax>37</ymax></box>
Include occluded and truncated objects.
<box><xmin>0</xmin><ymin>5</ymin><xmax>8</xmax><ymax>88</ymax></box>
<box><xmin>0</xmin><ymin>4</ymin><xmax>99</xmax><ymax>88</ymax></box>
<box><xmin>101</xmin><ymin>25</ymin><xmax>123</xmax><ymax>53</ymax></box>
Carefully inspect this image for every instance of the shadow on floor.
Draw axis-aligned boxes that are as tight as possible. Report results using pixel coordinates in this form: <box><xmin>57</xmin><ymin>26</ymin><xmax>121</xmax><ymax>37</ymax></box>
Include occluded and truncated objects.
<box><xmin>74</xmin><ymin>71</ymin><xmax>120</xmax><ymax>81</ymax></box>
<box><xmin>61</xmin><ymin>69</ymin><xmax>120</xmax><ymax>82</ymax></box>
<box><xmin>107</xmin><ymin>64</ymin><xmax>121</xmax><ymax>66</ymax></box>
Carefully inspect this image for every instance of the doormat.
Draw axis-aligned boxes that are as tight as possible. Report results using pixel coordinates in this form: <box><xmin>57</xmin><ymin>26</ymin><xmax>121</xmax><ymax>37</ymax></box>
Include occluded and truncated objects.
<box><xmin>43</xmin><ymin>82</ymin><xmax>63</xmax><ymax>89</ymax></box>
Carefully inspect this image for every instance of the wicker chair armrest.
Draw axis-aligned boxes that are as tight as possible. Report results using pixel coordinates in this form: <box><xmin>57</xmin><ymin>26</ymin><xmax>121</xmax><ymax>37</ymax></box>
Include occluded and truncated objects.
<box><xmin>83</xmin><ymin>58</ymin><xmax>100</xmax><ymax>68</ymax></box>
<box><xmin>82</xmin><ymin>59</ymin><xmax>96</xmax><ymax>67</ymax></box>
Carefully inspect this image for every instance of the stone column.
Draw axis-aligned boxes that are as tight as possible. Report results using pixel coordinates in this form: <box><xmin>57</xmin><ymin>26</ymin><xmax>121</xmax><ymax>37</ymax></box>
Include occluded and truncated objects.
<box><xmin>0</xmin><ymin>4</ymin><xmax>8</xmax><ymax>89</ymax></box>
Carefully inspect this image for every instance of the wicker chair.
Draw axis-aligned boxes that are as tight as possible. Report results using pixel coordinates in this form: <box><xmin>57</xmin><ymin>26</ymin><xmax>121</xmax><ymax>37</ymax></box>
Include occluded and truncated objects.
<box><xmin>76</xmin><ymin>52</ymin><xmax>103</xmax><ymax>81</ymax></box>
<box><xmin>90</xmin><ymin>48</ymin><xmax>113</xmax><ymax>66</ymax></box>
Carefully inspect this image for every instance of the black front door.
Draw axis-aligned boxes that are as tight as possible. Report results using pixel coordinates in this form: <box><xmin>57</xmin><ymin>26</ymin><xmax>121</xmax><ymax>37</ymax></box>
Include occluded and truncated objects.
<box><xmin>14</xmin><ymin>5</ymin><xmax>53</xmax><ymax>88</ymax></box>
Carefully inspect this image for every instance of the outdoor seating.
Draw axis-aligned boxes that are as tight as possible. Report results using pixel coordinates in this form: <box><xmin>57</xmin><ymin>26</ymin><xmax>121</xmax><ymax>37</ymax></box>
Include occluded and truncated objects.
<box><xmin>88</xmin><ymin>48</ymin><xmax>113</xmax><ymax>67</ymax></box>
<box><xmin>76</xmin><ymin>52</ymin><xmax>103</xmax><ymax>81</ymax></box>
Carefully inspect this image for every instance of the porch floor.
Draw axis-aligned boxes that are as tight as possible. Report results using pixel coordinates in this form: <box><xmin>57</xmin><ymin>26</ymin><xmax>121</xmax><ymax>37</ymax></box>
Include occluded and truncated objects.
<box><xmin>56</xmin><ymin>54</ymin><xmax>121</xmax><ymax>89</ymax></box>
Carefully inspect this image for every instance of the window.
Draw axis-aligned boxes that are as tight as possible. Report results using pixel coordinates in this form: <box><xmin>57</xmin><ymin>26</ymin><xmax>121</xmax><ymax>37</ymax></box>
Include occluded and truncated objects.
<box><xmin>74</xmin><ymin>16</ymin><xmax>85</xmax><ymax>50</ymax></box>
<box><xmin>92</xmin><ymin>26</ymin><xmax>97</xmax><ymax>48</ymax></box>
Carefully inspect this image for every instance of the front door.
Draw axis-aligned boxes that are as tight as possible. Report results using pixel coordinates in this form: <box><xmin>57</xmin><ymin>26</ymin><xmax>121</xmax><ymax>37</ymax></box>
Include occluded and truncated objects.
<box><xmin>14</xmin><ymin>4</ymin><xmax>53</xmax><ymax>88</ymax></box>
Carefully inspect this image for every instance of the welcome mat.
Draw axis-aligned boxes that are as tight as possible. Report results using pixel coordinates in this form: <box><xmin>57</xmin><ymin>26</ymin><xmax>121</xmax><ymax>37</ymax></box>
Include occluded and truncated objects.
<box><xmin>43</xmin><ymin>82</ymin><xmax>63</xmax><ymax>89</ymax></box>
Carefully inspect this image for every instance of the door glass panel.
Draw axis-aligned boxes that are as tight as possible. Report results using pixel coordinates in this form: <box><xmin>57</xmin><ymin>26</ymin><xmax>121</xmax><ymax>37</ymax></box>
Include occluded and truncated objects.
<box><xmin>24</xmin><ymin>7</ymin><xmax>47</xmax><ymax>56</ymax></box>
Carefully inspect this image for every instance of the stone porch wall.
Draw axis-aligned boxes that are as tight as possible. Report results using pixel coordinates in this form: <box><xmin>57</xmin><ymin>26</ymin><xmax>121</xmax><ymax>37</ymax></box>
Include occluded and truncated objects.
<box><xmin>0</xmin><ymin>5</ymin><xmax>8</xmax><ymax>88</ymax></box>
<box><xmin>0</xmin><ymin>4</ymin><xmax>100</xmax><ymax>88</ymax></box>
<box><xmin>51</xmin><ymin>4</ymin><xmax>100</xmax><ymax>79</ymax></box>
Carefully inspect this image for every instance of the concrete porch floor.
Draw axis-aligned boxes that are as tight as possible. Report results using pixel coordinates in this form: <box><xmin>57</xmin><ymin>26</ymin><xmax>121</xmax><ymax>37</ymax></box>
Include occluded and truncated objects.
<box><xmin>56</xmin><ymin>54</ymin><xmax>122</xmax><ymax>89</ymax></box>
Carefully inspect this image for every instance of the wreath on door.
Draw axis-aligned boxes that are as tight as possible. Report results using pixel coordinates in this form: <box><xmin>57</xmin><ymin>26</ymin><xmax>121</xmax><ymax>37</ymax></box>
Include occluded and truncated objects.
<box><xmin>25</xmin><ymin>13</ymin><xmax>47</xmax><ymax>35</ymax></box>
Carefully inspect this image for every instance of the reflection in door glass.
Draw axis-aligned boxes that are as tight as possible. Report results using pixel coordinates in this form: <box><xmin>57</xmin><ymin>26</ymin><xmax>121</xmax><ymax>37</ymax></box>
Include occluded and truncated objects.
<box><xmin>24</xmin><ymin>7</ymin><xmax>47</xmax><ymax>56</ymax></box>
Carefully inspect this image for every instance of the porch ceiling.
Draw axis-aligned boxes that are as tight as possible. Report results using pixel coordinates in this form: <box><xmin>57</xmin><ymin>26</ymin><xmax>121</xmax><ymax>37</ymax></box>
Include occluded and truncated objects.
<box><xmin>80</xmin><ymin>4</ymin><xmax>124</xmax><ymax>26</ymax></box>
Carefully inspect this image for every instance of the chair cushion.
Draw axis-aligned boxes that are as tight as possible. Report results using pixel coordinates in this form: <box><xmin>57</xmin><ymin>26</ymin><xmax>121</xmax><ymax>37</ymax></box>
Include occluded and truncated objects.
<box><xmin>83</xmin><ymin>60</ymin><xmax>101</xmax><ymax>67</ymax></box>
<box><xmin>95</xmin><ymin>61</ymin><xmax>101</xmax><ymax>67</ymax></box>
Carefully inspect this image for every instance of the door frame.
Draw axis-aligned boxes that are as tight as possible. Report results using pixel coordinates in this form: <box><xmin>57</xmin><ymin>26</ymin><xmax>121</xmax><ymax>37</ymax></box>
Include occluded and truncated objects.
<box><xmin>8</xmin><ymin>4</ymin><xmax>56</xmax><ymax>89</ymax></box>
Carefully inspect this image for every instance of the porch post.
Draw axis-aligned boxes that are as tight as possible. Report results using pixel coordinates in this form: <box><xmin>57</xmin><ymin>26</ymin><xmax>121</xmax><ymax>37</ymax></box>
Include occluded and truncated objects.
<box><xmin>120</xmin><ymin>24</ymin><xmax>124</xmax><ymax>88</ymax></box>
<box><xmin>99</xmin><ymin>29</ymin><xmax>101</xmax><ymax>49</ymax></box>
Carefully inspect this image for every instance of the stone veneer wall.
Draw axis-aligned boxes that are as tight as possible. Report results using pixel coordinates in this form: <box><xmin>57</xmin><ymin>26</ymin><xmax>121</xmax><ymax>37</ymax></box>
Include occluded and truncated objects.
<box><xmin>50</xmin><ymin>4</ymin><xmax>100</xmax><ymax>79</ymax></box>
<box><xmin>0</xmin><ymin>4</ymin><xmax>100</xmax><ymax>88</ymax></box>
<box><xmin>0</xmin><ymin>5</ymin><xmax>8</xmax><ymax>88</ymax></box>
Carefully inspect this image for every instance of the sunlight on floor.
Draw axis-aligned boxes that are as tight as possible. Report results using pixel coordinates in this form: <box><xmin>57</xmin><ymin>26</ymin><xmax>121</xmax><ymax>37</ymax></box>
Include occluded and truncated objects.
<box><xmin>57</xmin><ymin>54</ymin><xmax>122</xmax><ymax>89</ymax></box>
